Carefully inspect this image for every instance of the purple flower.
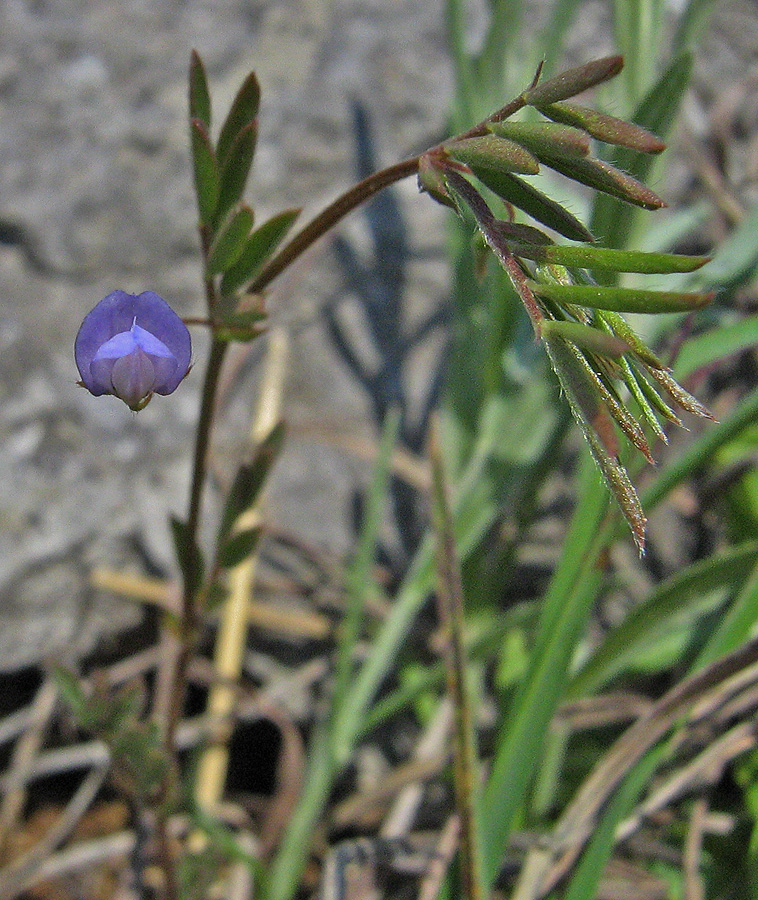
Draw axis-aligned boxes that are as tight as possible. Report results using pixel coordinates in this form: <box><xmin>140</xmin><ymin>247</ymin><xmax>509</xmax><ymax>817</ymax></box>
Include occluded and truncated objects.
<box><xmin>75</xmin><ymin>290</ymin><xmax>192</xmax><ymax>411</ymax></box>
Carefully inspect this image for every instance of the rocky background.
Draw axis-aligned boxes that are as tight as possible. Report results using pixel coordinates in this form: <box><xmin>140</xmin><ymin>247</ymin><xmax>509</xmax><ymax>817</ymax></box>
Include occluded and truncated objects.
<box><xmin>0</xmin><ymin>0</ymin><xmax>755</xmax><ymax>670</ymax></box>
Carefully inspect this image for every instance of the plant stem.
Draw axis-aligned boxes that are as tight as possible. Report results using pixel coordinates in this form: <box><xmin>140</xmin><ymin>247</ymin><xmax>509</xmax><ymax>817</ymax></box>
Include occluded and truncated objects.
<box><xmin>156</xmin><ymin>337</ymin><xmax>226</xmax><ymax>900</ymax></box>
<box><xmin>429</xmin><ymin>419</ymin><xmax>487</xmax><ymax>900</ymax></box>
<box><xmin>249</xmin><ymin>85</ymin><xmax>533</xmax><ymax>297</ymax></box>
<box><xmin>164</xmin><ymin>337</ymin><xmax>227</xmax><ymax>745</ymax></box>
<box><xmin>250</xmin><ymin>156</ymin><xmax>421</xmax><ymax>293</ymax></box>
<box><xmin>164</xmin><ymin>98</ymin><xmax>532</xmax><ymax>895</ymax></box>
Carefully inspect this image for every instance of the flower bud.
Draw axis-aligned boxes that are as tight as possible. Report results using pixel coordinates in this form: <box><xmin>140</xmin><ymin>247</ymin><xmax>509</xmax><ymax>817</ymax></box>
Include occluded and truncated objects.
<box><xmin>75</xmin><ymin>290</ymin><xmax>192</xmax><ymax>411</ymax></box>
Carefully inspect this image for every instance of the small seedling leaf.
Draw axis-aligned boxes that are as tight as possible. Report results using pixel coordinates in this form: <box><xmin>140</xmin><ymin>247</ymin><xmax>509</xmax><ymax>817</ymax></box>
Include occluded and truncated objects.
<box><xmin>541</xmin><ymin>155</ymin><xmax>666</xmax><ymax>210</ymax></box>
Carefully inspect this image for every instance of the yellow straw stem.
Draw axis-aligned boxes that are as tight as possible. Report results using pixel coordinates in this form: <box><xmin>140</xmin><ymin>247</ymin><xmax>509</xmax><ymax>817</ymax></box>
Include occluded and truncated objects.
<box><xmin>193</xmin><ymin>328</ymin><xmax>289</xmax><ymax>821</ymax></box>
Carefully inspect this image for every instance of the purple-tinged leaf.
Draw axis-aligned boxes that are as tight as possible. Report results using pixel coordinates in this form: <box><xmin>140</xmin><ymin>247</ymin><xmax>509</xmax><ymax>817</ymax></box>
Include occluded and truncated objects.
<box><xmin>445</xmin><ymin>170</ymin><xmax>545</xmax><ymax>330</ymax></box>
<box><xmin>418</xmin><ymin>151</ymin><xmax>457</xmax><ymax>207</ymax></box>
<box><xmin>447</xmin><ymin>135</ymin><xmax>540</xmax><ymax>175</ymax></box>
<box><xmin>538</xmin><ymin>102</ymin><xmax>665</xmax><ymax>153</ymax></box>
<box><xmin>557</xmin><ymin>336</ymin><xmax>655</xmax><ymax>462</ymax></box>
<box><xmin>648</xmin><ymin>367</ymin><xmax>716</xmax><ymax>421</ymax></box>
<box><xmin>523</xmin><ymin>56</ymin><xmax>624</xmax><ymax>106</ymax></box>
<box><xmin>596</xmin><ymin>311</ymin><xmax>666</xmax><ymax>369</ymax></box>
<box><xmin>495</xmin><ymin>220</ymin><xmax>554</xmax><ymax>245</ymax></box>
<box><xmin>541</xmin><ymin>155</ymin><xmax>666</xmax><ymax>210</ymax></box>
<box><xmin>544</xmin><ymin>332</ymin><xmax>619</xmax><ymax>454</ymax></box>
<box><xmin>618</xmin><ymin>357</ymin><xmax>670</xmax><ymax>443</ymax></box>
<box><xmin>544</xmin><ymin>332</ymin><xmax>647</xmax><ymax>553</ymax></box>
<box><xmin>489</xmin><ymin>121</ymin><xmax>591</xmax><ymax>159</ymax></box>
<box><xmin>629</xmin><ymin>358</ymin><xmax>683</xmax><ymax>426</ymax></box>
<box><xmin>471</xmin><ymin>167</ymin><xmax>594</xmax><ymax>242</ymax></box>
<box><xmin>591</xmin><ymin>53</ymin><xmax>693</xmax><ymax>247</ymax></box>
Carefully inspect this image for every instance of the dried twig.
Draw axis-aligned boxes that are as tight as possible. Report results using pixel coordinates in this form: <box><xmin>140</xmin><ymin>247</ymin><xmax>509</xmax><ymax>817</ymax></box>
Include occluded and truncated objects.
<box><xmin>511</xmin><ymin>638</ymin><xmax>758</xmax><ymax>900</ymax></box>
<box><xmin>683</xmin><ymin>798</ymin><xmax>708</xmax><ymax>900</ymax></box>
<box><xmin>331</xmin><ymin>754</ymin><xmax>448</xmax><ymax>832</ymax></box>
<box><xmin>417</xmin><ymin>815</ymin><xmax>461</xmax><ymax>900</ymax></box>
<box><xmin>616</xmin><ymin>719</ymin><xmax>757</xmax><ymax>843</ymax></box>
<box><xmin>0</xmin><ymin>677</ymin><xmax>58</xmax><ymax>856</ymax></box>
<box><xmin>381</xmin><ymin>699</ymin><xmax>453</xmax><ymax>839</ymax></box>
<box><xmin>0</xmin><ymin>764</ymin><xmax>108</xmax><ymax>900</ymax></box>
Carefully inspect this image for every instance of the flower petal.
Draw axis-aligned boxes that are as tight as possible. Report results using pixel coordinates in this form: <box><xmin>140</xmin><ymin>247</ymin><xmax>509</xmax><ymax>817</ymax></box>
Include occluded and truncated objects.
<box><xmin>110</xmin><ymin>349</ymin><xmax>157</xmax><ymax>409</ymax></box>
<box><xmin>131</xmin><ymin>322</ymin><xmax>175</xmax><ymax>358</ymax></box>
<box><xmin>149</xmin><ymin>353</ymin><xmax>180</xmax><ymax>394</ymax></box>
<box><xmin>75</xmin><ymin>290</ymin><xmax>192</xmax><ymax>405</ymax></box>
<box><xmin>75</xmin><ymin>290</ymin><xmax>138</xmax><ymax>392</ymax></box>
<box><xmin>92</xmin><ymin>329</ymin><xmax>139</xmax><ymax>361</ymax></box>
<box><xmin>132</xmin><ymin>292</ymin><xmax>192</xmax><ymax>376</ymax></box>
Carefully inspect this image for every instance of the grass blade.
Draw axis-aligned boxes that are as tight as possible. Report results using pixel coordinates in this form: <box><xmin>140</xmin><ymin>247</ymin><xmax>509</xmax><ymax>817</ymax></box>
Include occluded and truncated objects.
<box><xmin>694</xmin><ymin>554</ymin><xmax>758</xmax><ymax>669</ymax></box>
<box><xmin>481</xmin><ymin>460</ymin><xmax>609</xmax><ymax>884</ymax></box>
<box><xmin>642</xmin><ymin>386</ymin><xmax>758</xmax><ymax>511</ymax></box>
<box><xmin>332</xmin><ymin>410</ymin><xmax>400</xmax><ymax>711</ymax></box>
<box><xmin>559</xmin><ymin>748</ymin><xmax>663</xmax><ymax>900</ymax></box>
<box><xmin>569</xmin><ymin>541</ymin><xmax>758</xmax><ymax>696</ymax></box>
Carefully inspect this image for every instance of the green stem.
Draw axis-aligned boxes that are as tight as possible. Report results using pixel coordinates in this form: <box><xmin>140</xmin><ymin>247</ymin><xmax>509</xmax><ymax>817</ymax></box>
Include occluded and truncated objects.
<box><xmin>264</xmin><ymin>724</ymin><xmax>335</xmax><ymax>900</ymax></box>
<box><xmin>186</xmin><ymin>340</ymin><xmax>227</xmax><ymax>547</ymax></box>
